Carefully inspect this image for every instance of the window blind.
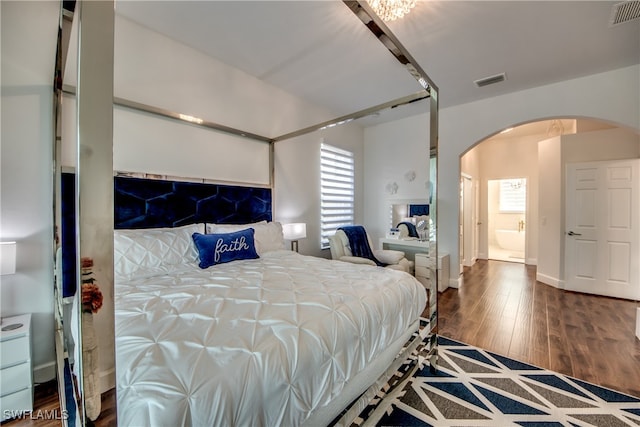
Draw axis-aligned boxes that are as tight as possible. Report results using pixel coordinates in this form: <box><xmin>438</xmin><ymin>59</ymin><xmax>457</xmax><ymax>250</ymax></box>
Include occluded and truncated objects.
<box><xmin>320</xmin><ymin>143</ymin><xmax>354</xmax><ymax>249</ymax></box>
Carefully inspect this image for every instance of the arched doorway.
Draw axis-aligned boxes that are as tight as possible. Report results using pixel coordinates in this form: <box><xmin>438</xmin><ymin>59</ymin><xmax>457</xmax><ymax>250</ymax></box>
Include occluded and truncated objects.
<box><xmin>458</xmin><ymin>117</ymin><xmax>639</xmax><ymax>286</ymax></box>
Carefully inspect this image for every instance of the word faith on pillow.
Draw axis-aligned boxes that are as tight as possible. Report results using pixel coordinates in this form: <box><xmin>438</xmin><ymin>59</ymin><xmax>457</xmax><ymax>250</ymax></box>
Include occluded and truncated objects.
<box><xmin>192</xmin><ymin>229</ymin><xmax>259</xmax><ymax>268</ymax></box>
<box><xmin>214</xmin><ymin>236</ymin><xmax>250</xmax><ymax>263</ymax></box>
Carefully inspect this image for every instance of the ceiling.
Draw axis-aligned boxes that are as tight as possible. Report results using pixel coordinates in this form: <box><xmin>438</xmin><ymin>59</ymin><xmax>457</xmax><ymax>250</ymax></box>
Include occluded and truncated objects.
<box><xmin>114</xmin><ymin>1</ymin><xmax>640</xmax><ymax>129</ymax></box>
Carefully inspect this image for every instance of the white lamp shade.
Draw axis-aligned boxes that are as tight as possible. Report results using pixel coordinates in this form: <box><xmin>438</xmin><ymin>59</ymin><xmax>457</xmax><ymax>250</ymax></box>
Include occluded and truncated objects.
<box><xmin>283</xmin><ymin>223</ymin><xmax>307</xmax><ymax>240</ymax></box>
<box><xmin>1</xmin><ymin>242</ymin><xmax>17</xmax><ymax>275</ymax></box>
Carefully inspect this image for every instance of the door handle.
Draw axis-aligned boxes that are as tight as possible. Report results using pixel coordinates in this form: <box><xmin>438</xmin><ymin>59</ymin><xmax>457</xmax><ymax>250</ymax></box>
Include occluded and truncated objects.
<box><xmin>567</xmin><ymin>231</ymin><xmax>582</xmax><ymax>236</ymax></box>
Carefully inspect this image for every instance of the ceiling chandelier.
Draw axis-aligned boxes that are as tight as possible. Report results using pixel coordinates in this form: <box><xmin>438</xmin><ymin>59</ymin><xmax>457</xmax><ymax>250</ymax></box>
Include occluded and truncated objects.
<box><xmin>368</xmin><ymin>0</ymin><xmax>417</xmax><ymax>22</ymax></box>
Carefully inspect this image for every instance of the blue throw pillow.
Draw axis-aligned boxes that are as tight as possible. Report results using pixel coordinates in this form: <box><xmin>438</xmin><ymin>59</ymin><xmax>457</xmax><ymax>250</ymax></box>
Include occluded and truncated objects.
<box><xmin>192</xmin><ymin>229</ymin><xmax>259</xmax><ymax>268</ymax></box>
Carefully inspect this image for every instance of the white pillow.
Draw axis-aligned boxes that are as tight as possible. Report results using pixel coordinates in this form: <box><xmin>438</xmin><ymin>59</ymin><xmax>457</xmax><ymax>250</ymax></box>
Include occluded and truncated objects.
<box><xmin>114</xmin><ymin>223</ymin><xmax>203</xmax><ymax>282</ymax></box>
<box><xmin>374</xmin><ymin>249</ymin><xmax>406</xmax><ymax>265</ymax></box>
<box><xmin>205</xmin><ymin>220</ymin><xmax>266</xmax><ymax>234</ymax></box>
<box><xmin>206</xmin><ymin>221</ymin><xmax>285</xmax><ymax>255</ymax></box>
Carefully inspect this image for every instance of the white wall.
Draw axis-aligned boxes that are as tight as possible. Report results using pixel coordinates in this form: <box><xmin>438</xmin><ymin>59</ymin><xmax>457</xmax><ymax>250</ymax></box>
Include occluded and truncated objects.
<box><xmin>1</xmin><ymin>1</ymin><xmax>60</xmax><ymax>382</ymax></box>
<box><xmin>274</xmin><ymin>126</ymin><xmax>364</xmax><ymax>258</ymax></box>
<box><xmin>364</xmin><ymin>65</ymin><xmax>639</xmax><ymax>288</ymax></box>
<box><xmin>62</xmin><ymin>96</ymin><xmax>272</xmax><ymax>186</ymax></box>
<box><xmin>363</xmin><ymin>114</ymin><xmax>430</xmax><ymax>244</ymax></box>
<box><xmin>537</xmin><ymin>136</ymin><xmax>563</xmax><ymax>287</ymax></box>
<box><xmin>438</xmin><ymin>65</ymin><xmax>639</xmax><ymax>288</ymax></box>
<box><xmin>562</xmin><ymin>127</ymin><xmax>640</xmax><ymax>162</ymax></box>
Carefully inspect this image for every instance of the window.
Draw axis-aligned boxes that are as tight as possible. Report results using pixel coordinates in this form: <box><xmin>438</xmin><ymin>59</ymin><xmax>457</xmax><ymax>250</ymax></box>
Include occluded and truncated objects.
<box><xmin>320</xmin><ymin>143</ymin><xmax>354</xmax><ymax>249</ymax></box>
<box><xmin>499</xmin><ymin>178</ymin><xmax>526</xmax><ymax>213</ymax></box>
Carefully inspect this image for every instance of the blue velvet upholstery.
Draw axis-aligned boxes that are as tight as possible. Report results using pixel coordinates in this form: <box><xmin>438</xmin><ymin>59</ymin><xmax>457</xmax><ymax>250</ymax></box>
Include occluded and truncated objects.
<box><xmin>338</xmin><ymin>225</ymin><xmax>386</xmax><ymax>267</ymax></box>
<box><xmin>114</xmin><ymin>176</ymin><xmax>272</xmax><ymax>229</ymax></box>
<box><xmin>192</xmin><ymin>229</ymin><xmax>259</xmax><ymax>268</ymax></box>
<box><xmin>409</xmin><ymin>204</ymin><xmax>429</xmax><ymax>217</ymax></box>
<box><xmin>397</xmin><ymin>221</ymin><xmax>419</xmax><ymax>238</ymax></box>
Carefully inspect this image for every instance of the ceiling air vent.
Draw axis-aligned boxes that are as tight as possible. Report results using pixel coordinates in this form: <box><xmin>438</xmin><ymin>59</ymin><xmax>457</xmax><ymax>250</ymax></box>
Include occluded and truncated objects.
<box><xmin>474</xmin><ymin>72</ymin><xmax>506</xmax><ymax>88</ymax></box>
<box><xmin>610</xmin><ymin>0</ymin><xmax>640</xmax><ymax>26</ymax></box>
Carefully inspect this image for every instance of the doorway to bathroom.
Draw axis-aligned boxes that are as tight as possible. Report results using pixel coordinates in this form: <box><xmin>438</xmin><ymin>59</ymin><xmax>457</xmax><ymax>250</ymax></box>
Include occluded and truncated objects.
<box><xmin>488</xmin><ymin>178</ymin><xmax>527</xmax><ymax>263</ymax></box>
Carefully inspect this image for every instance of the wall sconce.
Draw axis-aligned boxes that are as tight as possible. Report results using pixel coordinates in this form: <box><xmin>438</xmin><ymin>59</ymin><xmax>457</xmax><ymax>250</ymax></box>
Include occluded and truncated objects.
<box><xmin>283</xmin><ymin>223</ymin><xmax>307</xmax><ymax>252</ymax></box>
<box><xmin>1</xmin><ymin>241</ymin><xmax>17</xmax><ymax>275</ymax></box>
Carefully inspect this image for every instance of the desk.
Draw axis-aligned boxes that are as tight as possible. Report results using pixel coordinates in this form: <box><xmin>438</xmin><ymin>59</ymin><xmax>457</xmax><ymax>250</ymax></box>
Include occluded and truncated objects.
<box><xmin>379</xmin><ymin>239</ymin><xmax>450</xmax><ymax>291</ymax></box>
<box><xmin>379</xmin><ymin>238</ymin><xmax>429</xmax><ymax>262</ymax></box>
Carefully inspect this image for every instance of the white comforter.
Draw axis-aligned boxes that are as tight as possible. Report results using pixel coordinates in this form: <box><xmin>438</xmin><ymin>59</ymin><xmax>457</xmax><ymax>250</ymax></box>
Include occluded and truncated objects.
<box><xmin>115</xmin><ymin>251</ymin><xmax>426</xmax><ymax>426</ymax></box>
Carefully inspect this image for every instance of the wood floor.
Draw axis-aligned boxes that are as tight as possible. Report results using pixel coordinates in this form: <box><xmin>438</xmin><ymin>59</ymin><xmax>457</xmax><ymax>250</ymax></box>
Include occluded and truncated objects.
<box><xmin>438</xmin><ymin>259</ymin><xmax>640</xmax><ymax>398</ymax></box>
<box><xmin>1</xmin><ymin>383</ymin><xmax>116</xmax><ymax>427</ymax></box>
<box><xmin>6</xmin><ymin>259</ymin><xmax>639</xmax><ymax>426</ymax></box>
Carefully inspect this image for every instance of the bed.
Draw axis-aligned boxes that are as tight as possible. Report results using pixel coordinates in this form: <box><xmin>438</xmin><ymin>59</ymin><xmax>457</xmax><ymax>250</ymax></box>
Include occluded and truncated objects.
<box><xmin>113</xmin><ymin>177</ymin><xmax>427</xmax><ymax>426</ymax></box>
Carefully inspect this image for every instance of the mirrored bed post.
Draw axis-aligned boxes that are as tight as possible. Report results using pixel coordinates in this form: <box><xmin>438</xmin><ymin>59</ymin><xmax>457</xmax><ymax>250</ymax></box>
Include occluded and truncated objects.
<box><xmin>53</xmin><ymin>2</ymin><xmax>79</xmax><ymax>425</ymax></box>
<box><xmin>76</xmin><ymin>1</ymin><xmax>115</xmax><ymax>425</ymax></box>
<box><xmin>53</xmin><ymin>1</ymin><xmax>115</xmax><ymax>426</ymax></box>
<box><xmin>428</xmin><ymin>85</ymin><xmax>439</xmax><ymax>369</ymax></box>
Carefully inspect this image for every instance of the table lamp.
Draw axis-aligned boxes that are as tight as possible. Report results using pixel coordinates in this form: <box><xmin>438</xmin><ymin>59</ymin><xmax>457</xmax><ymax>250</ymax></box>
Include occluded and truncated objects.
<box><xmin>283</xmin><ymin>223</ymin><xmax>307</xmax><ymax>252</ymax></box>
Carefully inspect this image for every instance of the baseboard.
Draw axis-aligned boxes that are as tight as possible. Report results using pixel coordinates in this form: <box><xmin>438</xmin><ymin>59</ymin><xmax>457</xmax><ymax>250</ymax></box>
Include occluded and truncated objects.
<box><xmin>34</xmin><ymin>360</ymin><xmax>57</xmax><ymax>384</ymax></box>
<box><xmin>525</xmin><ymin>257</ymin><xmax>537</xmax><ymax>266</ymax></box>
<box><xmin>536</xmin><ymin>272</ymin><xmax>563</xmax><ymax>289</ymax></box>
<box><xmin>36</xmin><ymin>361</ymin><xmax>115</xmax><ymax>393</ymax></box>
<box><xmin>100</xmin><ymin>368</ymin><xmax>116</xmax><ymax>393</ymax></box>
<box><xmin>450</xmin><ymin>276</ymin><xmax>462</xmax><ymax>289</ymax></box>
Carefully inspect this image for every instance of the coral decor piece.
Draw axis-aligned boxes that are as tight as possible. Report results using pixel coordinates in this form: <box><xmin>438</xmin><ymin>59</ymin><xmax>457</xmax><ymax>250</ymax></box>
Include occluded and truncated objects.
<box><xmin>80</xmin><ymin>256</ymin><xmax>102</xmax><ymax>421</ymax></box>
<box><xmin>81</xmin><ymin>257</ymin><xmax>103</xmax><ymax>313</ymax></box>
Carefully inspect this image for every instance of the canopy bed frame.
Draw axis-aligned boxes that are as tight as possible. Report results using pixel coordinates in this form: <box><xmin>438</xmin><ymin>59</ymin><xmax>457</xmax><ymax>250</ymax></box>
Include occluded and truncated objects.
<box><xmin>52</xmin><ymin>1</ymin><xmax>439</xmax><ymax>426</ymax></box>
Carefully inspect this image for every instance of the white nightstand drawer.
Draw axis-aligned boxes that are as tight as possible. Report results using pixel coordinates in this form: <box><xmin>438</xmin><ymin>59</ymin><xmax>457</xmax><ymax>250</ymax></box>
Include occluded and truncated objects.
<box><xmin>0</xmin><ymin>337</ymin><xmax>29</xmax><ymax>368</ymax></box>
<box><xmin>0</xmin><ymin>388</ymin><xmax>33</xmax><ymax>421</ymax></box>
<box><xmin>0</xmin><ymin>362</ymin><xmax>30</xmax><ymax>396</ymax></box>
<box><xmin>415</xmin><ymin>265</ymin><xmax>431</xmax><ymax>279</ymax></box>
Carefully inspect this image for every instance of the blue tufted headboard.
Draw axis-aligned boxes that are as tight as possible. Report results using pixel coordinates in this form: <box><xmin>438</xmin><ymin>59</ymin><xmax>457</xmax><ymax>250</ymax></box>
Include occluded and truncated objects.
<box><xmin>114</xmin><ymin>176</ymin><xmax>272</xmax><ymax>229</ymax></box>
<box><xmin>409</xmin><ymin>204</ymin><xmax>429</xmax><ymax>217</ymax></box>
<box><xmin>60</xmin><ymin>173</ymin><xmax>273</xmax><ymax>296</ymax></box>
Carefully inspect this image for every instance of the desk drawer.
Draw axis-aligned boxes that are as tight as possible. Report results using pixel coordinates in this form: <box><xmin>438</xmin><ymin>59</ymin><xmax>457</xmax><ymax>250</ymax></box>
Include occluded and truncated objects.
<box><xmin>414</xmin><ymin>253</ymin><xmax>429</xmax><ymax>268</ymax></box>
<box><xmin>415</xmin><ymin>276</ymin><xmax>431</xmax><ymax>289</ymax></box>
<box><xmin>415</xmin><ymin>266</ymin><xmax>431</xmax><ymax>279</ymax></box>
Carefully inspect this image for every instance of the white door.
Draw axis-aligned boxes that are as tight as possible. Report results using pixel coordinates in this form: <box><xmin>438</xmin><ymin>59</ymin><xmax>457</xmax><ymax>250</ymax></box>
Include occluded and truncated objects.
<box><xmin>565</xmin><ymin>159</ymin><xmax>640</xmax><ymax>300</ymax></box>
<box><xmin>461</xmin><ymin>175</ymin><xmax>474</xmax><ymax>267</ymax></box>
<box><xmin>459</xmin><ymin>177</ymin><xmax>464</xmax><ymax>271</ymax></box>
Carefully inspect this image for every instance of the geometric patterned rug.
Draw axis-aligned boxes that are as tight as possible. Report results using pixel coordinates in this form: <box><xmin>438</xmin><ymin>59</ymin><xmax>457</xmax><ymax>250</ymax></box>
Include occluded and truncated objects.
<box><xmin>354</xmin><ymin>331</ymin><xmax>640</xmax><ymax>426</ymax></box>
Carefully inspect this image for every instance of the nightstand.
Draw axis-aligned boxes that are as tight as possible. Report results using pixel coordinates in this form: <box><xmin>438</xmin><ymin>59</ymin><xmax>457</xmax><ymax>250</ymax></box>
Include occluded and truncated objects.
<box><xmin>414</xmin><ymin>252</ymin><xmax>432</xmax><ymax>288</ymax></box>
<box><xmin>1</xmin><ymin>314</ymin><xmax>33</xmax><ymax>420</ymax></box>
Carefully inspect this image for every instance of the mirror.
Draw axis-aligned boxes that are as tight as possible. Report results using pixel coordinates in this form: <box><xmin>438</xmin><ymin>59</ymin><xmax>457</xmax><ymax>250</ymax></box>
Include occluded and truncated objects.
<box><xmin>389</xmin><ymin>201</ymin><xmax>430</xmax><ymax>241</ymax></box>
<box><xmin>53</xmin><ymin>2</ymin><xmax>80</xmax><ymax>426</ymax></box>
<box><xmin>53</xmin><ymin>1</ymin><xmax>115</xmax><ymax>426</ymax></box>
